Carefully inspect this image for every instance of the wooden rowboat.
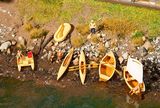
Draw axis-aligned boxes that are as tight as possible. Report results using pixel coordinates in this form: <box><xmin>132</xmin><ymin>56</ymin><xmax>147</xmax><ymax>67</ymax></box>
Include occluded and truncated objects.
<box><xmin>124</xmin><ymin>57</ymin><xmax>145</xmax><ymax>95</ymax></box>
<box><xmin>57</xmin><ymin>48</ymin><xmax>74</xmax><ymax>80</ymax></box>
<box><xmin>79</xmin><ymin>50</ymin><xmax>86</xmax><ymax>85</ymax></box>
<box><xmin>54</xmin><ymin>23</ymin><xmax>71</xmax><ymax>42</ymax></box>
<box><xmin>99</xmin><ymin>51</ymin><xmax>116</xmax><ymax>82</ymax></box>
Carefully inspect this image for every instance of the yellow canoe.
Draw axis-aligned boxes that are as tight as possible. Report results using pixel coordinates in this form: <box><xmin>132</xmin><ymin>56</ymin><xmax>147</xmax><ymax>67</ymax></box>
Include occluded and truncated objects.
<box><xmin>54</xmin><ymin>23</ymin><xmax>71</xmax><ymax>42</ymax></box>
<box><xmin>57</xmin><ymin>48</ymin><xmax>74</xmax><ymax>80</ymax></box>
<box><xmin>79</xmin><ymin>50</ymin><xmax>86</xmax><ymax>85</ymax></box>
<box><xmin>99</xmin><ymin>51</ymin><xmax>116</xmax><ymax>82</ymax></box>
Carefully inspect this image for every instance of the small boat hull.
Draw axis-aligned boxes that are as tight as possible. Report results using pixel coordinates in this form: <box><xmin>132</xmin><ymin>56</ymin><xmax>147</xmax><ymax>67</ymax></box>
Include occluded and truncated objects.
<box><xmin>99</xmin><ymin>51</ymin><xmax>116</xmax><ymax>81</ymax></box>
<box><xmin>123</xmin><ymin>66</ymin><xmax>145</xmax><ymax>95</ymax></box>
<box><xmin>54</xmin><ymin>23</ymin><xmax>71</xmax><ymax>42</ymax></box>
<box><xmin>57</xmin><ymin>48</ymin><xmax>74</xmax><ymax>80</ymax></box>
<box><xmin>79</xmin><ymin>50</ymin><xmax>86</xmax><ymax>85</ymax></box>
<box><xmin>17</xmin><ymin>51</ymin><xmax>34</xmax><ymax>72</ymax></box>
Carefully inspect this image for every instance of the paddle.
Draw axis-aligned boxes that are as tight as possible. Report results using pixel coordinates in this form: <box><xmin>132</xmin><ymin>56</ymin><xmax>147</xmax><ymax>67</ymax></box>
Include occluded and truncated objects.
<box><xmin>68</xmin><ymin>62</ymin><xmax>122</xmax><ymax>77</ymax></box>
<box><xmin>69</xmin><ymin>64</ymin><xmax>99</xmax><ymax>69</ymax></box>
<box><xmin>100</xmin><ymin>61</ymin><xmax>122</xmax><ymax>77</ymax></box>
<box><xmin>68</xmin><ymin>66</ymin><xmax>98</xmax><ymax>72</ymax></box>
<box><xmin>68</xmin><ymin>64</ymin><xmax>99</xmax><ymax>72</ymax></box>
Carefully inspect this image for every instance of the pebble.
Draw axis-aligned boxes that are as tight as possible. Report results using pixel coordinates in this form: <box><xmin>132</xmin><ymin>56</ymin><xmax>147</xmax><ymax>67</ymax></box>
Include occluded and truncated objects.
<box><xmin>17</xmin><ymin>76</ymin><xmax>20</xmax><ymax>79</ymax></box>
<box><xmin>101</xmin><ymin>33</ymin><xmax>106</xmax><ymax>37</ymax></box>
<box><xmin>11</xmin><ymin>40</ymin><xmax>17</xmax><ymax>46</ymax></box>
<box><xmin>140</xmin><ymin>47</ymin><xmax>148</xmax><ymax>57</ymax></box>
<box><xmin>155</xmin><ymin>37</ymin><xmax>160</xmax><ymax>44</ymax></box>
<box><xmin>12</xmin><ymin>34</ymin><xmax>15</xmax><ymax>37</ymax></box>
<box><xmin>47</xmin><ymin>51</ymin><xmax>52</xmax><ymax>61</ymax></box>
<box><xmin>41</xmin><ymin>53</ymin><xmax>48</xmax><ymax>59</ymax></box>
<box><xmin>118</xmin><ymin>56</ymin><xmax>124</xmax><ymax>64</ymax></box>
<box><xmin>7</xmin><ymin>48</ymin><xmax>11</xmax><ymax>54</ymax></box>
<box><xmin>73</xmin><ymin>57</ymin><xmax>79</xmax><ymax>65</ymax></box>
<box><xmin>105</xmin><ymin>41</ymin><xmax>110</xmax><ymax>48</ymax></box>
<box><xmin>122</xmin><ymin>52</ymin><xmax>128</xmax><ymax>60</ymax></box>
<box><xmin>39</xmin><ymin>68</ymin><xmax>44</xmax><ymax>72</ymax></box>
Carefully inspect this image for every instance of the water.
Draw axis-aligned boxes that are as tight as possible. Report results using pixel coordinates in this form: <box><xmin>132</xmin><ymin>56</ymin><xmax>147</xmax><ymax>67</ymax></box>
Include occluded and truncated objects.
<box><xmin>0</xmin><ymin>77</ymin><xmax>160</xmax><ymax>108</ymax></box>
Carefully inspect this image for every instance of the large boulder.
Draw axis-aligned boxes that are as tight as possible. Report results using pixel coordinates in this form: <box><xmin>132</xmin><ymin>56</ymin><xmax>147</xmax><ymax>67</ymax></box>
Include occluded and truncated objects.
<box><xmin>0</xmin><ymin>41</ymin><xmax>11</xmax><ymax>52</ymax></box>
<box><xmin>142</xmin><ymin>40</ymin><xmax>153</xmax><ymax>51</ymax></box>
<box><xmin>73</xmin><ymin>57</ymin><xmax>79</xmax><ymax>65</ymax></box>
<box><xmin>16</xmin><ymin>36</ymin><xmax>26</xmax><ymax>49</ymax></box>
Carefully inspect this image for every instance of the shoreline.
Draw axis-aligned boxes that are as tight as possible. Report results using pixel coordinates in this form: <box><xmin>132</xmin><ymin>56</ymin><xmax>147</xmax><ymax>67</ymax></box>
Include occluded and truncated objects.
<box><xmin>0</xmin><ymin>53</ymin><xmax>160</xmax><ymax>96</ymax></box>
<box><xmin>0</xmin><ymin>0</ymin><xmax>160</xmax><ymax>103</ymax></box>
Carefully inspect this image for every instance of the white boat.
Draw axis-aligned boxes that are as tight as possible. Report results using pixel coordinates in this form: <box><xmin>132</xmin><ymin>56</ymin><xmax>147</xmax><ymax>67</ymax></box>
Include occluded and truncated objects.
<box><xmin>124</xmin><ymin>57</ymin><xmax>145</xmax><ymax>95</ymax></box>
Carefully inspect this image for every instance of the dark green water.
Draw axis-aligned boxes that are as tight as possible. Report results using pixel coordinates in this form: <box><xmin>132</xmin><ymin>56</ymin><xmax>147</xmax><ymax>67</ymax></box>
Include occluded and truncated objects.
<box><xmin>0</xmin><ymin>77</ymin><xmax>160</xmax><ymax>108</ymax></box>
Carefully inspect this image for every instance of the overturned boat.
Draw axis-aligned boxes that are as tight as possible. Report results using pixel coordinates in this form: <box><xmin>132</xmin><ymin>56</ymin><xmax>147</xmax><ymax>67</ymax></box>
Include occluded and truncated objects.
<box><xmin>54</xmin><ymin>23</ymin><xmax>71</xmax><ymax>42</ymax></box>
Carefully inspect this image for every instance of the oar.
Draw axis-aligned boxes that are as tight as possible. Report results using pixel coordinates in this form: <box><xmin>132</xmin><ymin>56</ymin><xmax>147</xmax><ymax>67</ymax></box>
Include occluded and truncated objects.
<box><xmin>69</xmin><ymin>64</ymin><xmax>99</xmax><ymax>69</ymax></box>
<box><xmin>69</xmin><ymin>64</ymin><xmax>89</xmax><ymax>69</ymax></box>
<box><xmin>68</xmin><ymin>65</ymin><xmax>99</xmax><ymax>72</ymax></box>
<box><xmin>68</xmin><ymin>67</ymin><xmax>86</xmax><ymax>72</ymax></box>
<box><xmin>115</xmin><ymin>69</ymin><xmax>122</xmax><ymax>77</ymax></box>
<box><xmin>69</xmin><ymin>62</ymin><xmax>122</xmax><ymax>77</ymax></box>
<box><xmin>68</xmin><ymin>68</ymin><xmax>79</xmax><ymax>72</ymax></box>
<box><xmin>100</xmin><ymin>62</ymin><xmax>122</xmax><ymax>77</ymax></box>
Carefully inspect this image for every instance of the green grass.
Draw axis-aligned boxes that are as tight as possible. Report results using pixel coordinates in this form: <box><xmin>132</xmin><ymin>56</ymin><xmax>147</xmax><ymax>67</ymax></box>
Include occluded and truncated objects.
<box><xmin>17</xmin><ymin>0</ymin><xmax>160</xmax><ymax>38</ymax></box>
<box><xmin>30</xmin><ymin>28</ymin><xmax>48</xmax><ymax>39</ymax></box>
<box><xmin>18</xmin><ymin>0</ymin><xmax>62</xmax><ymax>24</ymax></box>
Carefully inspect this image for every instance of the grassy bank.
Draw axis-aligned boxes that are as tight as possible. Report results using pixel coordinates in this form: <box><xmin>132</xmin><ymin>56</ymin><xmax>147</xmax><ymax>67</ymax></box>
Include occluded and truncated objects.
<box><xmin>17</xmin><ymin>0</ymin><xmax>160</xmax><ymax>38</ymax></box>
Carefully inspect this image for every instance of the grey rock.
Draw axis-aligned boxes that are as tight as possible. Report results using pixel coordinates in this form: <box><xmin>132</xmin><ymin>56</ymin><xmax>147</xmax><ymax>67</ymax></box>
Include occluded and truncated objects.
<box><xmin>142</xmin><ymin>40</ymin><xmax>153</xmax><ymax>50</ymax></box>
<box><xmin>0</xmin><ymin>41</ymin><xmax>11</xmax><ymax>52</ymax></box>
<box><xmin>27</xmin><ymin>45</ymin><xmax>34</xmax><ymax>51</ymax></box>
<box><xmin>16</xmin><ymin>36</ymin><xmax>26</xmax><ymax>48</ymax></box>
<box><xmin>97</xmin><ymin>33</ymin><xmax>101</xmax><ymax>37</ymax></box>
<box><xmin>12</xmin><ymin>34</ymin><xmax>16</xmax><ymax>37</ymax></box>
<box><xmin>114</xmin><ymin>47</ymin><xmax>119</xmax><ymax>52</ymax></box>
<box><xmin>59</xmin><ymin>42</ymin><xmax>67</xmax><ymax>48</ymax></box>
<box><xmin>43</xmin><ymin>49</ymin><xmax>47</xmax><ymax>53</ymax></box>
<box><xmin>122</xmin><ymin>52</ymin><xmax>128</xmax><ymax>60</ymax></box>
<box><xmin>7</xmin><ymin>48</ymin><xmax>11</xmax><ymax>54</ymax></box>
<box><xmin>155</xmin><ymin>37</ymin><xmax>160</xmax><ymax>44</ymax></box>
<box><xmin>51</xmin><ymin>46</ymin><xmax>56</xmax><ymax>51</ymax></box>
<box><xmin>73</xmin><ymin>57</ymin><xmax>79</xmax><ymax>65</ymax></box>
<box><xmin>105</xmin><ymin>41</ymin><xmax>110</xmax><ymax>48</ymax></box>
<box><xmin>11</xmin><ymin>40</ymin><xmax>17</xmax><ymax>46</ymax></box>
<box><xmin>141</xmin><ymin>47</ymin><xmax>148</xmax><ymax>57</ymax></box>
<box><xmin>94</xmin><ymin>52</ymin><xmax>99</xmax><ymax>58</ymax></box>
<box><xmin>118</xmin><ymin>56</ymin><xmax>124</xmax><ymax>64</ymax></box>
<box><xmin>41</xmin><ymin>53</ymin><xmax>48</xmax><ymax>59</ymax></box>
<box><xmin>46</xmin><ymin>41</ymin><xmax>54</xmax><ymax>48</ymax></box>
<box><xmin>47</xmin><ymin>51</ymin><xmax>53</xmax><ymax>61</ymax></box>
<box><xmin>101</xmin><ymin>33</ymin><xmax>106</xmax><ymax>37</ymax></box>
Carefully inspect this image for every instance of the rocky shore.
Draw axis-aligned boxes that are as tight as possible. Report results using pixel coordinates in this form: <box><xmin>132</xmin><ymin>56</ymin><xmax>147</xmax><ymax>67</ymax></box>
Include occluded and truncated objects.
<box><xmin>0</xmin><ymin>28</ymin><xmax>160</xmax><ymax>93</ymax></box>
<box><xmin>0</xmin><ymin>0</ymin><xmax>160</xmax><ymax>97</ymax></box>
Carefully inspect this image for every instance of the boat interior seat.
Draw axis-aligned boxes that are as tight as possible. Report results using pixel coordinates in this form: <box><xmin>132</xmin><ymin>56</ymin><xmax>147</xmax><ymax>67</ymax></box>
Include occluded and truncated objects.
<box><xmin>27</xmin><ymin>51</ymin><xmax>33</xmax><ymax>58</ymax></box>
